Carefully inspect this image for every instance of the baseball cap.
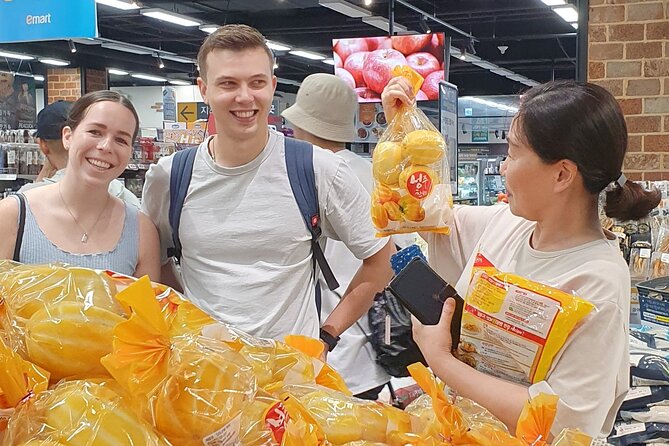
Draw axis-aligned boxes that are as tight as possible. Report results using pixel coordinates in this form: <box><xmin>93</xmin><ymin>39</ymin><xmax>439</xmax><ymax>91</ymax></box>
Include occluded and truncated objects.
<box><xmin>282</xmin><ymin>73</ymin><xmax>357</xmax><ymax>143</ymax></box>
<box><xmin>35</xmin><ymin>100</ymin><xmax>73</xmax><ymax>140</ymax></box>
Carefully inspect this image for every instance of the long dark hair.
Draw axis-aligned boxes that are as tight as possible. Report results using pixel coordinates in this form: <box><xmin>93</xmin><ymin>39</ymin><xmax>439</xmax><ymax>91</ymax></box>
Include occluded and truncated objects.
<box><xmin>67</xmin><ymin>90</ymin><xmax>140</xmax><ymax>142</ymax></box>
<box><xmin>516</xmin><ymin>80</ymin><xmax>660</xmax><ymax>221</ymax></box>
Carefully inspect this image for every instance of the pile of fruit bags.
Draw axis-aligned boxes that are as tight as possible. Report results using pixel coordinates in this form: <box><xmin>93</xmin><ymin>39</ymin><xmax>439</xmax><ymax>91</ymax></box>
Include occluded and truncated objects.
<box><xmin>0</xmin><ymin>262</ymin><xmax>593</xmax><ymax>445</ymax></box>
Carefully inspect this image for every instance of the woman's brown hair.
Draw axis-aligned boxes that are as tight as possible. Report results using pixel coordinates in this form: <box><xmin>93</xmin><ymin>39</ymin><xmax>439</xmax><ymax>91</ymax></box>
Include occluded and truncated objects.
<box><xmin>516</xmin><ymin>80</ymin><xmax>660</xmax><ymax>221</ymax></box>
<box><xmin>67</xmin><ymin>90</ymin><xmax>140</xmax><ymax>142</ymax></box>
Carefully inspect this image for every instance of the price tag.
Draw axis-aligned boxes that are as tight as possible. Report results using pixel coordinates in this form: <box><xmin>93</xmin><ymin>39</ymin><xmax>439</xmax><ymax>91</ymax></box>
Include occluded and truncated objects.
<box><xmin>640</xmin><ymin>248</ymin><xmax>651</xmax><ymax>259</ymax></box>
<box><xmin>612</xmin><ymin>421</ymin><xmax>646</xmax><ymax>437</ymax></box>
<box><xmin>624</xmin><ymin>386</ymin><xmax>652</xmax><ymax>401</ymax></box>
<box><xmin>127</xmin><ymin>163</ymin><xmax>138</xmax><ymax>171</ymax></box>
<box><xmin>661</xmin><ymin>253</ymin><xmax>669</xmax><ymax>264</ymax></box>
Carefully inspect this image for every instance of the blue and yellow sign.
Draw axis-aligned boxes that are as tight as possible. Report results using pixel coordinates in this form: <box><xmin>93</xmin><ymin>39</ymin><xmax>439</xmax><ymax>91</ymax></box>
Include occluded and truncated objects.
<box><xmin>0</xmin><ymin>0</ymin><xmax>97</xmax><ymax>43</ymax></box>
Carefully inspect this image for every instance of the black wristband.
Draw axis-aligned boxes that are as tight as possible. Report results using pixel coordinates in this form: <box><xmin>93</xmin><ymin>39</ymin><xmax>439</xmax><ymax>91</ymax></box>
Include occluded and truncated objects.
<box><xmin>319</xmin><ymin>328</ymin><xmax>340</xmax><ymax>352</ymax></box>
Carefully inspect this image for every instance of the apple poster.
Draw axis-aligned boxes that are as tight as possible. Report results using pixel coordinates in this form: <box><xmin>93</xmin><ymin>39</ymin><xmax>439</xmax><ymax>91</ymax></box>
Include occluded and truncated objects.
<box><xmin>333</xmin><ymin>33</ymin><xmax>445</xmax><ymax>103</ymax></box>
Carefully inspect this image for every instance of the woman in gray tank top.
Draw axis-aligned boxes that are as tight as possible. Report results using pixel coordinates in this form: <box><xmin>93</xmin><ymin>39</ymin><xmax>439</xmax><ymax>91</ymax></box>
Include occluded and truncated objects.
<box><xmin>0</xmin><ymin>91</ymin><xmax>160</xmax><ymax>280</ymax></box>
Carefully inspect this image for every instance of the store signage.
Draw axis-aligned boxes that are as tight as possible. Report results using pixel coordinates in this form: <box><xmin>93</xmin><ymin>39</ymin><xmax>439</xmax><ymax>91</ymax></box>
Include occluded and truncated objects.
<box><xmin>0</xmin><ymin>0</ymin><xmax>97</xmax><ymax>43</ymax></box>
<box><xmin>0</xmin><ymin>72</ymin><xmax>36</xmax><ymax>130</ymax></box>
<box><xmin>471</xmin><ymin>129</ymin><xmax>489</xmax><ymax>143</ymax></box>
<box><xmin>163</xmin><ymin>87</ymin><xmax>177</xmax><ymax>122</ymax></box>
<box><xmin>178</xmin><ymin>101</ymin><xmax>209</xmax><ymax>122</ymax></box>
<box><xmin>439</xmin><ymin>81</ymin><xmax>458</xmax><ymax>195</ymax></box>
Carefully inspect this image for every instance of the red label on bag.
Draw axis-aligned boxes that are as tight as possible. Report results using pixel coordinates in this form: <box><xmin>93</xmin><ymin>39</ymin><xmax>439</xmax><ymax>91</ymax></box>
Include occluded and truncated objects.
<box><xmin>406</xmin><ymin>171</ymin><xmax>432</xmax><ymax>199</ymax></box>
<box><xmin>264</xmin><ymin>402</ymin><xmax>289</xmax><ymax>443</ymax></box>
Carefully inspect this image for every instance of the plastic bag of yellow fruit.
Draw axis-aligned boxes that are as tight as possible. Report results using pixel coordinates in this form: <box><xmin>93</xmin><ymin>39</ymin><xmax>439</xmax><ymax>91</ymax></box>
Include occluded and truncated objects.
<box><xmin>4</xmin><ymin>379</ymin><xmax>169</xmax><ymax>446</ymax></box>
<box><xmin>0</xmin><ymin>264</ymin><xmax>125</xmax><ymax>382</ymax></box>
<box><xmin>101</xmin><ymin>277</ymin><xmax>256</xmax><ymax>446</ymax></box>
<box><xmin>372</xmin><ymin>65</ymin><xmax>453</xmax><ymax>237</ymax></box>
<box><xmin>281</xmin><ymin>384</ymin><xmax>415</xmax><ymax>445</ymax></box>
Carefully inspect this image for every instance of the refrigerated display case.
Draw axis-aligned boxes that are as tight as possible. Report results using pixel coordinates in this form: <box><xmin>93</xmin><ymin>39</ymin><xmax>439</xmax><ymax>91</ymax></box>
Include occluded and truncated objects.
<box><xmin>456</xmin><ymin>161</ymin><xmax>480</xmax><ymax>205</ymax></box>
<box><xmin>455</xmin><ymin>157</ymin><xmax>507</xmax><ymax>206</ymax></box>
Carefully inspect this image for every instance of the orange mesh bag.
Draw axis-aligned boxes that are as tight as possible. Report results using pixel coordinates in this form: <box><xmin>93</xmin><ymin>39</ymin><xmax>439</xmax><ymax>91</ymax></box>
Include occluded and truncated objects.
<box><xmin>371</xmin><ymin>65</ymin><xmax>453</xmax><ymax>237</ymax></box>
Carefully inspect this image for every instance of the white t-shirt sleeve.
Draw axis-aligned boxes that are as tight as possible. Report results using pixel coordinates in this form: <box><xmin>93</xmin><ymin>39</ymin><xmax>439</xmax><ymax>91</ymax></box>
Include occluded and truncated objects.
<box><xmin>529</xmin><ymin>297</ymin><xmax>628</xmax><ymax>437</ymax></box>
<box><xmin>141</xmin><ymin>157</ymin><xmax>174</xmax><ymax>265</ymax></box>
<box><xmin>317</xmin><ymin>151</ymin><xmax>386</xmax><ymax>261</ymax></box>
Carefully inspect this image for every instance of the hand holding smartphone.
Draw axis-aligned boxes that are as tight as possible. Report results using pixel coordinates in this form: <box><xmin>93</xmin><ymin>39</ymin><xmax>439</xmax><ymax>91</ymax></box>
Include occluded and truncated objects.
<box><xmin>387</xmin><ymin>257</ymin><xmax>464</xmax><ymax>348</ymax></box>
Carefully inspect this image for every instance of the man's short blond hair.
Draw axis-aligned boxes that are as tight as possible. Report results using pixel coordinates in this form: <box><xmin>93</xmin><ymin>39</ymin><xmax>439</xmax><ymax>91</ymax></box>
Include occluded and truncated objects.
<box><xmin>197</xmin><ymin>24</ymin><xmax>274</xmax><ymax>81</ymax></box>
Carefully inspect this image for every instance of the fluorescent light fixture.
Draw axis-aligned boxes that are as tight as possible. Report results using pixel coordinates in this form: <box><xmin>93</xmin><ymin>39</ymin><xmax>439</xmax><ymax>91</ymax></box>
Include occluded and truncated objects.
<box><xmin>364</xmin><ymin>0</ymin><xmax>373</xmax><ymax>5</ymax></box>
<box><xmin>0</xmin><ymin>50</ymin><xmax>34</xmax><ymax>60</ymax></box>
<box><xmin>72</xmin><ymin>38</ymin><xmax>100</xmax><ymax>45</ymax></box>
<box><xmin>541</xmin><ymin>0</ymin><xmax>566</xmax><ymax>5</ymax></box>
<box><xmin>199</xmin><ymin>24</ymin><xmax>219</xmax><ymax>34</ymax></box>
<box><xmin>506</xmin><ymin>74</ymin><xmax>527</xmax><ymax>82</ymax></box>
<box><xmin>467</xmin><ymin>97</ymin><xmax>519</xmax><ymax>113</ymax></box>
<box><xmin>168</xmin><ymin>79</ymin><xmax>191</xmax><ymax>85</ymax></box>
<box><xmin>40</xmin><ymin>58</ymin><xmax>69</xmax><ymax>66</ymax></box>
<box><xmin>552</xmin><ymin>5</ymin><xmax>578</xmax><ymax>23</ymax></box>
<box><xmin>523</xmin><ymin>79</ymin><xmax>541</xmax><ymax>86</ymax></box>
<box><xmin>266</xmin><ymin>40</ymin><xmax>291</xmax><ymax>52</ymax></box>
<box><xmin>449</xmin><ymin>46</ymin><xmax>461</xmax><ymax>58</ymax></box>
<box><xmin>33</xmin><ymin>75</ymin><xmax>45</xmax><ymax>82</ymax></box>
<box><xmin>273</xmin><ymin>61</ymin><xmax>279</xmax><ymax>69</ymax></box>
<box><xmin>570</xmin><ymin>22</ymin><xmax>578</xmax><ymax>29</ymax></box>
<box><xmin>289</xmin><ymin>50</ymin><xmax>325</xmax><ymax>60</ymax></box>
<box><xmin>491</xmin><ymin>68</ymin><xmax>514</xmax><ymax>76</ymax></box>
<box><xmin>464</xmin><ymin>54</ymin><xmax>481</xmax><ymax>62</ymax></box>
<box><xmin>101</xmin><ymin>42</ymin><xmax>153</xmax><ymax>55</ymax></box>
<box><xmin>140</xmin><ymin>8</ymin><xmax>202</xmax><ymax>27</ymax></box>
<box><xmin>472</xmin><ymin>60</ymin><xmax>498</xmax><ymax>70</ymax></box>
<box><xmin>318</xmin><ymin>0</ymin><xmax>371</xmax><ymax>18</ymax></box>
<box><xmin>322</xmin><ymin>58</ymin><xmax>335</xmax><ymax>65</ymax></box>
<box><xmin>108</xmin><ymin>68</ymin><xmax>129</xmax><ymax>75</ymax></box>
<box><xmin>277</xmin><ymin>78</ymin><xmax>301</xmax><ymax>87</ymax></box>
<box><xmin>68</xmin><ymin>40</ymin><xmax>77</xmax><ymax>53</ymax></box>
<box><xmin>160</xmin><ymin>54</ymin><xmax>196</xmax><ymax>64</ymax></box>
<box><xmin>131</xmin><ymin>73</ymin><xmax>167</xmax><ymax>82</ymax></box>
<box><xmin>96</xmin><ymin>0</ymin><xmax>139</xmax><ymax>10</ymax></box>
<box><xmin>362</xmin><ymin>16</ymin><xmax>408</xmax><ymax>33</ymax></box>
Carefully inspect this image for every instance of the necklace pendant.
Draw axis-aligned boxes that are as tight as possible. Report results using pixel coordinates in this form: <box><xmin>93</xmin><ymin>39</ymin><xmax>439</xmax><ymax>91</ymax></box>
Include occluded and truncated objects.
<box><xmin>81</xmin><ymin>233</ymin><xmax>88</xmax><ymax>243</ymax></box>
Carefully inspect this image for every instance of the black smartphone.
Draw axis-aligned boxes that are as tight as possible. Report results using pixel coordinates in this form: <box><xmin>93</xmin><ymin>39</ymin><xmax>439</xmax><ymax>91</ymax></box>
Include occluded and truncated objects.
<box><xmin>387</xmin><ymin>257</ymin><xmax>464</xmax><ymax>347</ymax></box>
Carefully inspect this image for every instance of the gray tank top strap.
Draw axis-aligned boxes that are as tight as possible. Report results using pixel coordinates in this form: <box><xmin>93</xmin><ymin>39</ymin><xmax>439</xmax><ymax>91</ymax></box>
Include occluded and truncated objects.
<box><xmin>17</xmin><ymin>197</ymin><xmax>140</xmax><ymax>276</ymax></box>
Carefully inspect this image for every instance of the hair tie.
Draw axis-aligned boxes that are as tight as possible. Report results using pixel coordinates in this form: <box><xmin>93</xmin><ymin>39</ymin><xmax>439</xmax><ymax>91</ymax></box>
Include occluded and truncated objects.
<box><xmin>615</xmin><ymin>172</ymin><xmax>627</xmax><ymax>188</ymax></box>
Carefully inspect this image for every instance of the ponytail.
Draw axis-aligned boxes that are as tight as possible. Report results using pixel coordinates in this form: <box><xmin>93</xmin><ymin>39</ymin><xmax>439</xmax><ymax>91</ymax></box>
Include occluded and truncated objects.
<box><xmin>604</xmin><ymin>181</ymin><xmax>661</xmax><ymax>221</ymax></box>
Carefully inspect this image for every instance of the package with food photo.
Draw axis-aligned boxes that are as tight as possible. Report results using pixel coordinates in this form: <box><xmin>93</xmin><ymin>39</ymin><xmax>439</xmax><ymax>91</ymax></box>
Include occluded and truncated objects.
<box><xmin>457</xmin><ymin>253</ymin><xmax>595</xmax><ymax>386</ymax></box>
<box><xmin>371</xmin><ymin>66</ymin><xmax>453</xmax><ymax>237</ymax></box>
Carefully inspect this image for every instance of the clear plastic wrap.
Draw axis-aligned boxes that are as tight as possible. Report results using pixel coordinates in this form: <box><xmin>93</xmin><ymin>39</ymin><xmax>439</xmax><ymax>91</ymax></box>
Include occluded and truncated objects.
<box><xmin>4</xmin><ymin>379</ymin><xmax>169</xmax><ymax>446</ymax></box>
<box><xmin>239</xmin><ymin>392</ymin><xmax>285</xmax><ymax>446</ymax></box>
<box><xmin>101</xmin><ymin>277</ymin><xmax>256</xmax><ymax>446</ymax></box>
<box><xmin>371</xmin><ymin>66</ymin><xmax>453</xmax><ymax>237</ymax></box>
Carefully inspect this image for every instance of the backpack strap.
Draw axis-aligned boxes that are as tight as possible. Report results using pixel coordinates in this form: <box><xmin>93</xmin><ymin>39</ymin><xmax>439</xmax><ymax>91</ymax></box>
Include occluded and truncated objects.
<box><xmin>284</xmin><ymin>137</ymin><xmax>340</xmax><ymax>296</ymax></box>
<box><xmin>168</xmin><ymin>146</ymin><xmax>198</xmax><ymax>264</ymax></box>
<box><xmin>13</xmin><ymin>193</ymin><xmax>26</xmax><ymax>262</ymax></box>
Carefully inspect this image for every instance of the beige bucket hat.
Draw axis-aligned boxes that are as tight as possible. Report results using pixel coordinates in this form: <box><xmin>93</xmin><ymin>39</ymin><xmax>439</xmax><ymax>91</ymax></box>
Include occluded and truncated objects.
<box><xmin>282</xmin><ymin>73</ymin><xmax>358</xmax><ymax>143</ymax></box>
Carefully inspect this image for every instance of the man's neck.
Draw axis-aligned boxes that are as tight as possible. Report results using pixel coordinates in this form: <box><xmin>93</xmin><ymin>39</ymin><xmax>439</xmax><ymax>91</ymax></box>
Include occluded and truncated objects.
<box><xmin>50</xmin><ymin>154</ymin><xmax>68</xmax><ymax>171</ymax></box>
<box><xmin>210</xmin><ymin>129</ymin><xmax>271</xmax><ymax>167</ymax></box>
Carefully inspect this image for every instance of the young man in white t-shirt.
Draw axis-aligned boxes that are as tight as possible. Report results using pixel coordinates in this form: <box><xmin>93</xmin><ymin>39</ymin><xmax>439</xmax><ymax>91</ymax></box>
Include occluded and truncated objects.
<box><xmin>142</xmin><ymin>25</ymin><xmax>394</xmax><ymax>347</ymax></box>
<box><xmin>282</xmin><ymin>73</ymin><xmax>393</xmax><ymax>399</ymax></box>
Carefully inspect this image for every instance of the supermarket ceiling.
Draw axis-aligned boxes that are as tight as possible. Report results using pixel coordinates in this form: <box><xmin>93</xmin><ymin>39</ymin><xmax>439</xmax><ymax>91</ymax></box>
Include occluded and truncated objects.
<box><xmin>0</xmin><ymin>0</ymin><xmax>580</xmax><ymax>96</ymax></box>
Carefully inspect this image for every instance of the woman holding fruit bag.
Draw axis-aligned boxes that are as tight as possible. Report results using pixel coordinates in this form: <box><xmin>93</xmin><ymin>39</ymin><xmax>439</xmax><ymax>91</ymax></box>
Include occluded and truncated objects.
<box><xmin>382</xmin><ymin>77</ymin><xmax>660</xmax><ymax>437</ymax></box>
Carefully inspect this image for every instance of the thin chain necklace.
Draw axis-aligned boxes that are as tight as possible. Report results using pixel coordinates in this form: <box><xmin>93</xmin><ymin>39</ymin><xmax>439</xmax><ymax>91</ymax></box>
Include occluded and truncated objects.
<box><xmin>58</xmin><ymin>184</ymin><xmax>111</xmax><ymax>244</ymax></box>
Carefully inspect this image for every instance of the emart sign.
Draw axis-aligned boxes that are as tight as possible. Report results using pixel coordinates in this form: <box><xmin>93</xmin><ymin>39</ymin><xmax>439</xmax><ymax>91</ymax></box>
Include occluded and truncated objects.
<box><xmin>0</xmin><ymin>0</ymin><xmax>98</xmax><ymax>43</ymax></box>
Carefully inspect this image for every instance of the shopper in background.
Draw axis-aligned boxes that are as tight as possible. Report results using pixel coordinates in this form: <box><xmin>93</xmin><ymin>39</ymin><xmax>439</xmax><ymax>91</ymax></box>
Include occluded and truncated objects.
<box><xmin>19</xmin><ymin>100</ymin><xmax>141</xmax><ymax>207</ymax></box>
<box><xmin>281</xmin><ymin>73</ymin><xmax>391</xmax><ymax>399</ymax></box>
<box><xmin>0</xmin><ymin>90</ymin><xmax>160</xmax><ymax>279</ymax></box>
<box><xmin>382</xmin><ymin>78</ymin><xmax>661</xmax><ymax>437</ymax></box>
<box><xmin>142</xmin><ymin>24</ymin><xmax>394</xmax><ymax>345</ymax></box>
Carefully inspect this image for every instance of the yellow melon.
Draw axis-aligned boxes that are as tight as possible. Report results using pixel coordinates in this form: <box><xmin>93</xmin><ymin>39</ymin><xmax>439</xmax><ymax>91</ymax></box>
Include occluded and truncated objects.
<box><xmin>25</xmin><ymin>301</ymin><xmax>124</xmax><ymax>380</ymax></box>
<box><xmin>372</xmin><ymin>142</ymin><xmax>403</xmax><ymax>186</ymax></box>
<box><xmin>401</xmin><ymin>129</ymin><xmax>445</xmax><ymax>165</ymax></box>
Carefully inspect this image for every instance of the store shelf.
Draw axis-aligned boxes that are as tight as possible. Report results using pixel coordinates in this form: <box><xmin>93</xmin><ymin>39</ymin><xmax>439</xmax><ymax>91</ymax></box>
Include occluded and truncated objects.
<box><xmin>18</xmin><ymin>174</ymin><xmax>37</xmax><ymax>181</ymax></box>
<box><xmin>0</xmin><ymin>173</ymin><xmax>37</xmax><ymax>181</ymax></box>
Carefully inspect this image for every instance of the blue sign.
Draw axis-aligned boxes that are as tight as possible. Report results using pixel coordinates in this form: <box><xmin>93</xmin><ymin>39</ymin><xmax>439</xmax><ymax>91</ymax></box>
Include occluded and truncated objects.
<box><xmin>0</xmin><ymin>0</ymin><xmax>97</xmax><ymax>43</ymax></box>
<box><xmin>162</xmin><ymin>87</ymin><xmax>177</xmax><ymax>122</ymax></box>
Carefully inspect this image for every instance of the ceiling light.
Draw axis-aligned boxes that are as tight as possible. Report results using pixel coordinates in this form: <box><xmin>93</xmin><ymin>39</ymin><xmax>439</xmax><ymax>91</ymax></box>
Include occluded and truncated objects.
<box><xmin>160</xmin><ymin>54</ymin><xmax>196</xmax><ymax>64</ymax></box>
<box><xmin>467</xmin><ymin>97</ymin><xmax>519</xmax><ymax>113</ymax></box>
<box><xmin>361</xmin><ymin>16</ymin><xmax>408</xmax><ymax>33</ymax></box>
<box><xmin>491</xmin><ymin>68</ymin><xmax>514</xmax><ymax>76</ymax></box>
<box><xmin>0</xmin><ymin>50</ymin><xmax>34</xmax><ymax>60</ymax></box>
<box><xmin>33</xmin><ymin>75</ymin><xmax>45</xmax><ymax>82</ymax></box>
<box><xmin>131</xmin><ymin>73</ymin><xmax>167</xmax><ymax>82</ymax></box>
<box><xmin>273</xmin><ymin>61</ymin><xmax>279</xmax><ymax>69</ymax></box>
<box><xmin>95</xmin><ymin>0</ymin><xmax>140</xmax><ymax>10</ymax></box>
<box><xmin>40</xmin><ymin>58</ymin><xmax>70</xmax><ymax>66</ymax></box>
<box><xmin>319</xmin><ymin>0</ymin><xmax>372</xmax><ymax>18</ymax></box>
<box><xmin>68</xmin><ymin>40</ymin><xmax>77</xmax><ymax>53</ymax></box>
<box><xmin>364</xmin><ymin>0</ymin><xmax>373</xmax><ymax>5</ymax></box>
<box><xmin>266</xmin><ymin>40</ymin><xmax>291</xmax><ymax>52</ymax></box>
<box><xmin>168</xmin><ymin>79</ymin><xmax>191</xmax><ymax>85</ymax></box>
<box><xmin>472</xmin><ymin>60</ymin><xmax>499</xmax><ymax>70</ymax></box>
<box><xmin>108</xmin><ymin>68</ymin><xmax>129</xmax><ymax>75</ymax></box>
<box><xmin>158</xmin><ymin>57</ymin><xmax>165</xmax><ymax>69</ymax></box>
<box><xmin>289</xmin><ymin>50</ymin><xmax>325</xmax><ymax>60</ymax></box>
<box><xmin>199</xmin><ymin>24</ymin><xmax>219</xmax><ymax>34</ymax></box>
<box><xmin>541</xmin><ymin>0</ymin><xmax>566</xmax><ymax>5</ymax></box>
<box><xmin>101</xmin><ymin>42</ymin><xmax>153</xmax><ymax>55</ymax></box>
<box><xmin>552</xmin><ymin>5</ymin><xmax>578</xmax><ymax>23</ymax></box>
<box><xmin>570</xmin><ymin>22</ymin><xmax>578</xmax><ymax>29</ymax></box>
<box><xmin>419</xmin><ymin>16</ymin><xmax>431</xmax><ymax>34</ymax></box>
<box><xmin>140</xmin><ymin>8</ymin><xmax>202</xmax><ymax>27</ymax></box>
<box><xmin>322</xmin><ymin>58</ymin><xmax>335</xmax><ymax>65</ymax></box>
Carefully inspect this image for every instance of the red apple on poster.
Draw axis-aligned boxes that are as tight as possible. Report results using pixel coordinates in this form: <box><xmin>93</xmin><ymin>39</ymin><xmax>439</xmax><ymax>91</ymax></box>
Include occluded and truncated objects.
<box><xmin>421</xmin><ymin>70</ymin><xmax>444</xmax><ymax>100</ymax></box>
<box><xmin>334</xmin><ymin>38</ymin><xmax>369</xmax><ymax>63</ymax></box>
<box><xmin>416</xmin><ymin>90</ymin><xmax>429</xmax><ymax>101</ymax></box>
<box><xmin>334</xmin><ymin>52</ymin><xmax>343</xmax><ymax>68</ymax></box>
<box><xmin>355</xmin><ymin>87</ymin><xmax>381</xmax><ymax>102</ymax></box>
<box><xmin>366</xmin><ymin>36</ymin><xmax>393</xmax><ymax>51</ymax></box>
<box><xmin>344</xmin><ymin>51</ymin><xmax>369</xmax><ymax>87</ymax></box>
<box><xmin>363</xmin><ymin>48</ymin><xmax>407</xmax><ymax>94</ymax></box>
<box><xmin>391</xmin><ymin>34</ymin><xmax>431</xmax><ymax>55</ymax></box>
<box><xmin>335</xmin><ymin>68</ymin><xmax>356</xmax><ymax>90</ymax></box>
<box><xmin>425</xmin><ymin>33</ymin><xmax>445</xmax><ymax>62</ymax></box>
<box><xmin>406</xmin><ymin>52</ymin><xmax>440</xmax><ymax>80</ymax></box>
